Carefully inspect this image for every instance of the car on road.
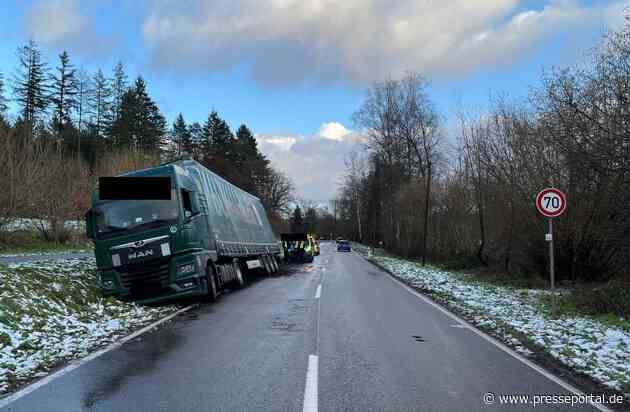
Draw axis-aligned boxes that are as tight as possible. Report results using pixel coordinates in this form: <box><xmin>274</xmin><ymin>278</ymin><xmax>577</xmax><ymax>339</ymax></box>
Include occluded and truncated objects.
<box><xmin>337</xmin><ymin>240</ymin><xmax>351</xmax><ymax>252</ymax></box>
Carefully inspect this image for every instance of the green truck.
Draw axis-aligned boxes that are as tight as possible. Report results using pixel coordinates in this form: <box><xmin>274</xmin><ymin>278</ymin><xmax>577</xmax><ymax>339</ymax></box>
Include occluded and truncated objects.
<box><xmin>85</xmin><ymin>158</ymin><xmax>281</xmax><ymax>304</ymax></box>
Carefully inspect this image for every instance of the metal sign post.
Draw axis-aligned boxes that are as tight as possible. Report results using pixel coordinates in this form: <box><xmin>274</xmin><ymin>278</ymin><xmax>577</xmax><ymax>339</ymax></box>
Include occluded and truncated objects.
<box><xmin>536</xmin><ymin>188</ymin><xmax>566</xmax><ymax>291</ymax></box>
<box><xmin>548</xmin><ymin>218</ymin><xmax>554</xmax><ymax>290</ymax></box>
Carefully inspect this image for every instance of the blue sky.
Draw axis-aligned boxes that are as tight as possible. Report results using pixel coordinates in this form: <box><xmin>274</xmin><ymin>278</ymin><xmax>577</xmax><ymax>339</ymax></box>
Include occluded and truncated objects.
<box><xmin>0</xmin><ymin>0</ymin><xmax>627</xmax><ymax>203</ymax></box>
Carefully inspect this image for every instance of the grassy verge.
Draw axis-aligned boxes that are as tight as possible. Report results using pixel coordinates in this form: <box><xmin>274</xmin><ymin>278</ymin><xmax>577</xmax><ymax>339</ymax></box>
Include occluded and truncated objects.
<box><xmin>375</xmin><ymin>246</ymin><xmax>630</xmax><ymax>328</ymax></box>
<box><xmin>0</xmin><ymin>230</ymin><xmax>93</xmax><ymax>255</ymax></box>
<box><xmin>0</xmin><ymin>256</ymin><xmax>178</xmax><ymax>395</ymax></box>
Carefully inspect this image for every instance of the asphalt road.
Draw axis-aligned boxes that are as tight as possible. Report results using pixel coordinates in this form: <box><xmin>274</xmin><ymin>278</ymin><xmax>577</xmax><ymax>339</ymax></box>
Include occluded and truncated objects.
<box><xmin>1</xmin><ymin>243</ymin><xmax>601</xmax><ymax>411</ymax></box>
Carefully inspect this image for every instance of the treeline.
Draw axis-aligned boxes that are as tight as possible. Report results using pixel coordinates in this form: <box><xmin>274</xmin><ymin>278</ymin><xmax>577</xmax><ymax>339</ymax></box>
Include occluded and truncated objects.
<box><xmin>0</xmin><ymin>40</ymin><xmax>293</xmax><ymax>241</ymax></box>
<box><xmin>334</xmin><ymin>21</ymin><xmax>630</xmax><ymax>283</ymax></box>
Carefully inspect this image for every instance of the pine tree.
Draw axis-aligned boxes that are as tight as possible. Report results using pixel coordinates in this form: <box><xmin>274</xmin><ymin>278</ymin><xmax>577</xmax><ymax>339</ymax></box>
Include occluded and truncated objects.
<box><xmin>201</xmin><ymin>110</ymin><xmax>235</xmax><ymax>159</ymax></box>
<box><xmin>171</xmin><ymin>113</ymin><xmax>192</xmax><ymax>157</ymax></box>
<box><xmin>110</xmin><ymin>77</ymin><xmax>166</xmax><ymax>152</ymax></box>
<box><xmin>88</xmin><ymin>69</ymin><xmax>111</xmax><ymax>138</ymax></box>
<box><xmin>235</xmin><ymin>124</ymin><xmax>258</xmax><ymax>158</ymax></box>
<box><xmin>189</xmin><ymin>121</ymin><xmax>203</xmax><ymax>160</ymax></box>
<box><xmin>49</xmin><ymin>51</ymin><xmax>79</xmax><ymax>132</ymax></box>
<box><xmin>110</xmin><ymin>88</ymin><xmax>136</xmax><ymax>148</ymax></box>
<box><xmin>13</xmin><ymin>40</ymin><xmax>49</xmax><ymax>126</ymax></box>
<box><xmin>234</xmin><ymin>123</ymin><xmax>270</xmax><ymax>194</ymax></box>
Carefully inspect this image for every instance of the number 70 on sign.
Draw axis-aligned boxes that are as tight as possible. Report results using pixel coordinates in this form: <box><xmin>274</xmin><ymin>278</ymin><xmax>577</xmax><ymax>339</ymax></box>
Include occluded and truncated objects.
<box><xmin>536</xmin><ymin>188</ymin><xmax>567</xmax><ymax>218</ymax></box>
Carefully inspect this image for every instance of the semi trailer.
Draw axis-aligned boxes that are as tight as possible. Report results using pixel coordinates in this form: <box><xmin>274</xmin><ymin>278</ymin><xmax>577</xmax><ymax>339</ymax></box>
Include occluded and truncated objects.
<box><xmin>85</xmin><ymin>157</ymin><xmax>281</xmax><ymax>304</ymax></box>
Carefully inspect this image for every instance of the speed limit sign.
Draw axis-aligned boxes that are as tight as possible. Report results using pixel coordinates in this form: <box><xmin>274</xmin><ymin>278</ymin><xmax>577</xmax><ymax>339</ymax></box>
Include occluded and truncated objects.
<box><xmin>536</xmin><ymin>187</ymin><xmax>566</xmax><ymax>291</ymax></box>
<box><xmin>536</xmin><ymin>188</ymin><xmax>566</xmax><ymax>218</ymax></box>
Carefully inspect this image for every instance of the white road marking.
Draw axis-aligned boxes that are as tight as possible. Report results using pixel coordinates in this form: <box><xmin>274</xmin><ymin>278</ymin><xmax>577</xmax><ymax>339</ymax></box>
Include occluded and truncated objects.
<box><xmin>356</xmin><ymin>253</ymin><xmax>612</xmax><ymax>412</ymax></box>
<box><xmin>315</xmin><ymin>284</ymin><xmax>322</xmax><ymax>299</ymax></box>
<box><xmin>302</xmin><ymin>354</ymin><xmax>318</xmax><ymax>412</ymax></box>
<box><xmin>450</xmin><ymin>324</ymin><xmax>470</xmax><ymax>329</ymax></box>
<box><xmin>0</xmin><ymin>304</ymin><xmax>197</xmax><ymax>409</ymax></box>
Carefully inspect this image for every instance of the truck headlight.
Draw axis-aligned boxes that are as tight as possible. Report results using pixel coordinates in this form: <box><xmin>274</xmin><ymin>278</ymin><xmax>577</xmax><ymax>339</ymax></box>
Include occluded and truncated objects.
<box><xmin>177</xmin><ymin>263</ymin><xmax>196</xmax><ymax>276</ymax></box>
<box><xmin>101</xmin><ymin>279</ymin><xmax>115</xmax><ymax>289</ymax></box>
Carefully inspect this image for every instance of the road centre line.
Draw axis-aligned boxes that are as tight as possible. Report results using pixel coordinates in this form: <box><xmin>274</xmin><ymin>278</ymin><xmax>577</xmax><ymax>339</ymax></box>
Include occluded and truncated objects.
<box><xmin>302</xmin><ymin>354</ymin><xmax>318</xmax><ymax>412</ymax></box>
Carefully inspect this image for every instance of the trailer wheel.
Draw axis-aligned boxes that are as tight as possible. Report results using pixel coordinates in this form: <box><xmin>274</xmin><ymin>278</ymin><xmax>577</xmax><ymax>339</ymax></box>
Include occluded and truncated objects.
<box><xmin>267</xmin><ymin>255</ymin><xmax>276</xmax><ymax>274</ymax></box>
<box><xmin>270</xmin><ymin>255</ymin><xmax>279</xmax><ymax>273</ymax></box>
<box><xmin>203</xmin><ymin>264</ymin><xmax>219</xmax><ymax>302</ymax></box>
<box><xmin>261</xmin><ymin>255</ymin><xmax>272</xmax><ymax>276</ymax></box>
<box><xmin>233</xmin><ymin>258</ymin><xmax>245</xmax><ymax>288</ymax></box>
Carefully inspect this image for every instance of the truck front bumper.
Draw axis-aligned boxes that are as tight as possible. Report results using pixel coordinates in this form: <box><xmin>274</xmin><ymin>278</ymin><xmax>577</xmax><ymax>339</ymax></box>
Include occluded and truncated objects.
<box><xmin>99</xmin><ymin>266</ymin><xmax>208</xmax><ymax>305</ymax></box>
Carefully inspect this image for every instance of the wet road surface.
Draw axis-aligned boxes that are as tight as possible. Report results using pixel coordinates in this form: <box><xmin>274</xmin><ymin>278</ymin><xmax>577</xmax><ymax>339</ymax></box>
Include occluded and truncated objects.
<box><xmin>1</xmin><ymin>243</ymin><xmax>600</xmax><ymax>411</ymax></box>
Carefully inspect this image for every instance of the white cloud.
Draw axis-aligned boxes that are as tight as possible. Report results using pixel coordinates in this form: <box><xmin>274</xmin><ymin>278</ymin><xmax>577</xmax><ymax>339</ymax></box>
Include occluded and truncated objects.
<box><xmin>142</xmin><ymin>0</ymin><xmax>626</xmax><ymax>86</ymax></box>
<box><xmin>318</xmin><ymin>122</ymin><xmax>351</xmax><ymax>141</ymax></box>
<box><xmin>256</xmin><ymin>122</ymin><xmax>363</xmax><ymax>203</ymax></box>
<box><xmin>25</xmin><ymin>0</ymin><xmax>116</xmax><ymax>58</ymax></box>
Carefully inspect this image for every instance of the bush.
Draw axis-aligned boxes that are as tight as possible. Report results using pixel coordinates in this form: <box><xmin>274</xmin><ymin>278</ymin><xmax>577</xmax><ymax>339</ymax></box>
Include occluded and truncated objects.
<box><xmin>562</xmin><ymin>280</ymin><xmax>630</xmax><ymax>319</ymax></box>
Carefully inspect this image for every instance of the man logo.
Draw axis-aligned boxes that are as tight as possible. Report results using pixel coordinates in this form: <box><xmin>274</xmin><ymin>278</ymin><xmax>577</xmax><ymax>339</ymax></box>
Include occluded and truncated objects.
<box><xmin>129</xmin><ymin>249</ymin><xmax>153</xmax><ymax>260</ymax></box>
<box><xmin>134</xmin><ymin>240</ymin><xmax>144</xmax><ymax>248</ymax></box>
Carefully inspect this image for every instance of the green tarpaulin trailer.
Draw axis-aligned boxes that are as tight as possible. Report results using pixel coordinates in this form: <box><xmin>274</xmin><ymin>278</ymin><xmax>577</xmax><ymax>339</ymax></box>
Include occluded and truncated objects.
<box><xmin>85</xmin><ymin>157</ymin><xmax>281</xmax><ymax>304</ymax></box>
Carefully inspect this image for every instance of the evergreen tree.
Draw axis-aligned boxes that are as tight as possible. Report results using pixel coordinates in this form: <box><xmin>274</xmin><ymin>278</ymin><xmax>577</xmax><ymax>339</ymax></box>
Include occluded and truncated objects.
<box><xmin>110</xmin><ymin>88</ymin><xmax>136</xmax><ymax>148</ymax></box>
<box><xmin>235</xmin><ymin>124</ymin><xmax>258</xmax><ymax>158</ymax></box>
<box><xmin>234</xmin><ymin>123</ymin><xmax>270</xmax><ymax>194</ymax></box>
<box><xmin>201</xmin><ymin>111</ymin><xmax>235</xmax><ymax>157</ymax></box>
<box><xmin>200</xmin><ymin>110</ymin><xmax>237</xmax><ymax>180</ymax></box>
<box><xmin>110</xmin><ymin>77</ymin><xmax>166</xmax><ymax>152</ymax></box>
<box><xmin>49</xmin><ymin>51</ymin><xmax>79</xmax><ymax>132</ymax></box>
<box><xmin>171</xmin><ymin>113</ymin><xmax>191</xmax><ymax>157</ymax></box>
<box><xmin>189</xmin><ymin>121</ymin><xmax>203</xmax><ymax>160</ymax></box>
<box><xmin>13</xmin><ymin>40</ymin><xmax>49</xmax><ymax>125</ymax></box>
<box><xmin>88</xmin><ymin>69</ymin><xmax>111</xmax><ymax>138</ymax></box>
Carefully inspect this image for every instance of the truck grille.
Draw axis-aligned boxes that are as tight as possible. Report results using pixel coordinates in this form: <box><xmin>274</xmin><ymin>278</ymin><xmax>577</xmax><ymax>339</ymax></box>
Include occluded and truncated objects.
<box><xmin>117</xmin><ymin>259</ymin><xmax>170</xmax><ymax>293</ymax></box>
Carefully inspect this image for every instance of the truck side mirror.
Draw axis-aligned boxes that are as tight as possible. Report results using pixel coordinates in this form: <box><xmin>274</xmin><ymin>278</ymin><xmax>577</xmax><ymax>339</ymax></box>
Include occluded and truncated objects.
<box><xmin>181</xmin><ymin>189</ymin><xmax>200</xmax><ymax>221</ymax></box>
<box><xmin>190</xmin><ymin>192</ymin><xmax>200</xmax><ymax>216</ymax></box>
<box><xmin>85</xmin><ymin>210</ymin><xmax>94</xmax><ymax>239</ymax></box>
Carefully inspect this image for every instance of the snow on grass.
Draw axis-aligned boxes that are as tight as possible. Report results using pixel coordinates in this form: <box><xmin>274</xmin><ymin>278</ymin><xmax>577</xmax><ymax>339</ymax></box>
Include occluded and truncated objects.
<box><xmin>0</xmin><ymin>256</ymin><xmax>178</xmax><ymax>395</ymax></box>
<box><xmin>0</xmin><ymin>250</ymin><xmax>93</xmax><ymax>258</ymax></box>
<box><xmin>353</xmin><ymin>244</ymin><xmax>630</xmax><ymax>394</ymax></box>
<box><xmin>0</xmin><ymin>218</ymin><xmax>85</xmax><ymax>233</ymax></box>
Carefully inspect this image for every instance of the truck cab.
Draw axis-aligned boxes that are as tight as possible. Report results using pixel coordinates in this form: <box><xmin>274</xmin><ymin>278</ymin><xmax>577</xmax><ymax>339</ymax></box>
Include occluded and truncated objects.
<box><xmin>85</xmin><ymin>164</ymin><xmax>213</xmax><ymax>304</ymax></box>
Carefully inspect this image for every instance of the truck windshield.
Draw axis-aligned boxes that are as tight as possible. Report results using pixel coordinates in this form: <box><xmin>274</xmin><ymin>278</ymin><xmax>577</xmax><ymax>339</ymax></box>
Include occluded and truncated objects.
<box><xmin>93</xmin><ymin>190</ymin><xmax>179</xmax><ymax>239</ymax></box>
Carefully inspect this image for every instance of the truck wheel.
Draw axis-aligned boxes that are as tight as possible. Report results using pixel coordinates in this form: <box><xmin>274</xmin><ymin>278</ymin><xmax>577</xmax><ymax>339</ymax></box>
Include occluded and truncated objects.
<box><xmin>203</xmin><ymin>264</ymin><xmax>219</xmax><ymax>302</ymax></box>
<box><xmin>233</xmin><ymin>259</ymin><xmax>245</xmax><ymax>288</ymax></box>
<box><xmin>261</xmin><ymin>255</ymin><xmax>272</xmax><ymax>276</ymax></box>
<box><xmin>270</xmin><ymin>255</ymin><xmax>279</xmax><ymax>273</ymax></box>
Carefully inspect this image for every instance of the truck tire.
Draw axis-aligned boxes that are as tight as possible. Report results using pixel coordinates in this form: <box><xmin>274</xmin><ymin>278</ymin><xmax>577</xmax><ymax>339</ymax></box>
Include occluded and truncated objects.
<box><xmin>270</xmin><ymin>255</ymin><xmax>279</xmax><ymax>273</ymax></box>
<box><xmin>203</xmin><ymin>264</ymin><xmax>219</xmax><ymax>302</ymax></box>
<box><xmin>269</xmin><ymin>255</ymin><xmax>278</xmax><ymax>274</ymax></box>
<box><xmin>233</xmin><ymin>258</ymin><xmax>245</xmax><ymax>288</ymax></box>
<box><xmin>261</xmin><ymin>255</ymin><xmax>272</xmax><ymax>276</ymax></box>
